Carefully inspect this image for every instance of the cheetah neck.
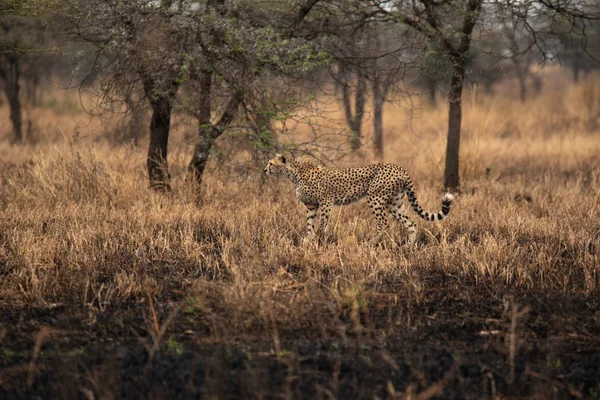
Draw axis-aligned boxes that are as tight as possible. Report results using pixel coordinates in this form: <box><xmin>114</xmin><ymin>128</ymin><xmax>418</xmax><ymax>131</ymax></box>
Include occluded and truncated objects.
<box><xmin>286</xmin><ymin>160</ymin><xmax>317</xmax><ymax>185</ymax></box>
<box><xmin>280</xmin><ymin>167</ymin><xmax>299</xmax><ymax>184</ymax></box>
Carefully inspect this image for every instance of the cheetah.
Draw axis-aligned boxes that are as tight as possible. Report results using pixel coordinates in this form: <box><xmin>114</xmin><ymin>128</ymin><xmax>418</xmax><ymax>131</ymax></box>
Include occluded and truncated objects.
<box><xmin>264</xmin><ymin>154</ymin><xmax>454</xmax><ymax>246</ymax></box>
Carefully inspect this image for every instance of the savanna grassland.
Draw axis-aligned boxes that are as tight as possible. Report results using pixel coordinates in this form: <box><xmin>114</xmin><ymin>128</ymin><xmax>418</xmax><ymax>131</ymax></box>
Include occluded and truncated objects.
<box><xmin>0</xmin><ymin>72</ymin><xmax>599</xmax><ymax>399</ymax></box>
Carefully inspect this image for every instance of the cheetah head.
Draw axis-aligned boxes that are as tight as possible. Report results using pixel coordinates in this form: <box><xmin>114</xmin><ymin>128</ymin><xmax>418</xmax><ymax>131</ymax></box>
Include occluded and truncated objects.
<box><xmin>264</xmin><ymin>154</ymin><xmax>291</xmax><ymax>176</ymax></box>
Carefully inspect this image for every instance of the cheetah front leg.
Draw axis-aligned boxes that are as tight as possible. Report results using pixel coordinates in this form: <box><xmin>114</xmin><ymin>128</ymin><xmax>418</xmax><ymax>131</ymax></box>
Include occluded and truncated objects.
<box><xmin>305</xmin><ymin>204</ymin><xmax>319</xmax><ymax>240</ymax></box>
<box><xmin>387</xmin><ymin>192</ymin><xmax>417</xmax><ymax>247</ymax></box>
<box><xmin>316</xmin><ymin>199</ymin><xmax>333</xmax><ymax>242</ymax></box>
<box><xmin>367</xmin><ymin>195</ymin><xmax>390</xmax><ymax>245</ymax></box>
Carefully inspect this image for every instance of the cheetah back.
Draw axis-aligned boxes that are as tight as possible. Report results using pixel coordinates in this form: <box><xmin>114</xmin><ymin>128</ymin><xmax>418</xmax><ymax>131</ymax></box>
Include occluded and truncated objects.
<box><xmin>297</xmin><ymin>164</ymin><xmax>409</xmax><ymax>206</ymax></box>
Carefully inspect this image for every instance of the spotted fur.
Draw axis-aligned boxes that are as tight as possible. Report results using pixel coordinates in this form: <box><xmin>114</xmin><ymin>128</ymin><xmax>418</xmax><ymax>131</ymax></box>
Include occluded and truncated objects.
<box><xmin>264</xmin><ymin>154</ymin><xmax>454</xmax><ymax>246</ymax></box>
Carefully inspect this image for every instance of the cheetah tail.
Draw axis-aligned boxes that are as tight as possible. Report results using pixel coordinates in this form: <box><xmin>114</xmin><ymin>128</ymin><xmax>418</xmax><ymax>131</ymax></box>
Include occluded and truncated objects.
<box><xmin>406</xmin><ymin>188</ymin><xmax>454</xmax><ymax>222</ymax></box>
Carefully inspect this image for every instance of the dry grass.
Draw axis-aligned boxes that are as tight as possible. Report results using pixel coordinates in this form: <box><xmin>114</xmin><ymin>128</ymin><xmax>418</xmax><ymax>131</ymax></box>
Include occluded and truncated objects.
<box><xmin>0</xmin><ymin>70</ymin><xmax>599</xmax><ymax>398</ymax></box>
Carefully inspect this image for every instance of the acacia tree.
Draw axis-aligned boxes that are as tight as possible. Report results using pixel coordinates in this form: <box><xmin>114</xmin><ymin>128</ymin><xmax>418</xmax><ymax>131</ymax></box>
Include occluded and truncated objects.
<box><xmin>329</xmin><ymin>17</ymin><xmax>412</xmax><ymax>156</ymax></box>
<box><xmin>504</xmin><ymin>21</ymin><xmax>538</xmax><ymax>103</ymax></box>
<box><xmin>335</xmin><ymin>62</ymin><xmax>366</xmax><ymax>151</ymax></box>
<box><xmin>417</xmin><ymin>42</ymin><xmax>449</xmax><ymax>106</ymax></box>
<box><xmin>555</xmin><ymin>18</ymin><xmax>600</xmax><ymax>82</ymax></box>
<box><xmin>366</xmin><ymin>24</ymin><xmax>410</xmax><ymax>158</ymax></box>
<box><xmin>370</xmin><ymin>0</ymin><xmax>600</xmax><ymax>191</ymax></box>
<box><xmin>180</xmin><ymin>0</ymin><xmax>331</xmax><ymax>190</ymax></box>
<box><xmin>62</xmin><ymin>0</ymin><xmax>326</xmax><ymax>192</ymax></box>
<box><xmin>183</xmin><ymin>0</ymin><xmax>268</xmax><ymax>189</ymax></box>
<box><xmin>0</xmin><ymin>19</ymin><xmax>23</xmax><ymax>143</ymax></box>
<box><xmin>0</xmin><ymin>1</ymin><xmax>54</xmax><ymax>143</ymax></box>
<box><xmin>373</xmin><ymin>0</ymin><xmax>482</xmax><ymax>191</ymax></box>
<box><xmin>62</xmin><ymin>1</ymin><xmax>190</xmax><ymax>190</ymax></box>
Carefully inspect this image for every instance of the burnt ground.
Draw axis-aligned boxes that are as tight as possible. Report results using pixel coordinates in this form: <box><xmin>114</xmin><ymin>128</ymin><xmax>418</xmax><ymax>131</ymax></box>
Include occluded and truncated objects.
<box><xmin>1</xmin><ymin>278</ymin><xmax>599</xmax><ymax>400</ymax></box>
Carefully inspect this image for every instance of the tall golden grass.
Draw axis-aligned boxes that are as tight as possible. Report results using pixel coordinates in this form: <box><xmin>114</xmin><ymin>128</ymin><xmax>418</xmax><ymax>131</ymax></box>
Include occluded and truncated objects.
<box><xmin>0</xmin><ymin>70</ymin><xmax>598</xmax><ymax>339</ymax></box>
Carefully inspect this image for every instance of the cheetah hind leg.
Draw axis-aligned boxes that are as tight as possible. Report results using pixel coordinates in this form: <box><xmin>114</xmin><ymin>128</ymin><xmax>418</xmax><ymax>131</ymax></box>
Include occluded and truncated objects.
<box><xmin>387</xmin><ymin>193</ymin><xmax>418</xmax><ymax>247</ymax></box>
<box><xmin>316</xmin><ymin>200</ymin><xmax>334</xmax><ymax>245</ymax></box>
<box><xmin>368</xmin><ymin>195</ymin><xmax>390</xmax><ymax>246</ymax></box>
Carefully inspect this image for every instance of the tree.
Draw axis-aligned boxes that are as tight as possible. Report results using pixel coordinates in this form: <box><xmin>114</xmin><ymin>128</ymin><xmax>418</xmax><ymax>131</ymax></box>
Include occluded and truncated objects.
<box><xmin>504</xmin><ymin>21</ymin><xmax>538</xmax><ymax>103</ymax></box>
<box><xmin>555</xmin><ymin>19</ymin><xmax>600</xmax><ymax>82</ymax></box>
<box><xmin>114</xmin><ymin>88</ymin><xmax>146</xmax><ymax>146</ymax></box>
<box><xmin>0</xmin><ymin>29</ymin><xmax>22</xmax><ymax>143</ymax></box>
<box><xmin>333</xmin><ymin>61</ymin><xmax>366</xmax><ymax>151</ymax></box>
<box><xmin>367</xmin><ymin>25</ymin><xmax>408</xmax><ymax>158</ymax></box>
<box><xmin>63</xmin><ymin>1</ymin><xmax>193</xmax><ymax>190</ymax></box>
<box><xmin>0</xmin><ymin>1</ymin><xmax>54</xmax><ymax>143</ymax></box>
<box><xmin>63</xmin><ymin>0</ymin><xmax>327</xmax><ymax>192</ymax></box>
<box><xmin>370</xmin><ymin>0</ymin><xmax>600</xmax><ymax>191</ymax></box>
<box><xmin>372</xmin><ymin>0</ymin><xmax>482</xmax><ymax>191</ymax></box>
<box><xmin>416</xmin><ymin>42</ymin><xmax>450</xmax><ymax>106</ymax></box>
<box><xmin>329</xmin><ymin>16</ymin><xmax>411</xmax><ymax>157</ymax></box>
<box><xmin>177</xmin><ymin>0</ymin><xmax>330</xmax><ymax>190</ymax></box>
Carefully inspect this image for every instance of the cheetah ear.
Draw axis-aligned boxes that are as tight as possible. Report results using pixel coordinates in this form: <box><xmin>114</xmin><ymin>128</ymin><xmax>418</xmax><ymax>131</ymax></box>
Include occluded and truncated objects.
<box><xmin>281</xmin><ymin>155</ymin><xmax>286</xmax><ymax>164</ymax></box>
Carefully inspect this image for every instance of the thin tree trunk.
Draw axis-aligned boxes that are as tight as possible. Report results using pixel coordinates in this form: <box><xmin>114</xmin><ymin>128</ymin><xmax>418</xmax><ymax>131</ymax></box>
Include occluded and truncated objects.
<box><xmin>341</xmin><ymin>81</ymin><xmax>358</xmax><ymax>149</ymax></box>
<box><xmin>188</xmin><ymin>131</ymin><xmax>215</xmax><ymax>189</ymax></box>
<box><xmin>188</xmin><ymin>68</ymin><xmax>213</xmax><ymax>189</ymax></box>
<box><xmin>26</xmin><ymin>71</ymin><xmax>40</xmax><ymax>107</ymax></box>
<box><xmin>147</xmin><ymin>97</ymin><xmax>173</xmax><ymax>191</ymax></box>
<box><xmin>4</xmin><ymin>54</ymin><xmax>22</xmax><ymax>143</ymax></box>
<box><xmin>188</xmin><ymin>81</ymin><xmax>242</xmax><ymax>191</ymax></box>
<box><xmin>353</xmin><ymin>74</ymin><xmax>365</xmax><ymax>150</ymax></box>
<box><xmin>373</xmin><ymin>78</ymin><xmax>385</xmax><ymax>159</ymax></box>
<box><xmin>443</xmin><ymin>0</ymin><xmax>481</xmax><ymax>192</ymax></box>
<box><xmin>444</xmin><ymin>61</ymin><xmax>465</xmax><ymax>191</ymax></box>
<box><xmin>129</xmin><ymin>101</ymin><xmax>144</xmax><ymax>147</ymax></box>
<box><xmin>427</xmin><ymin>77</ymin><xmax>437</xmax><ymax>106</ymax></box>
<box><xmin>340</xmin><ymin>65</ymin><xmax>365</xmax><ymax>151</ymax></box>
<box><xmin>371</xmin><ymin>30</ymin><xmax>389</xmax><ymax>159</ymax></box>
<box><xmin>122</xmin><ymin>93</ymin><xmax>144</xmax><ymax>146</ymax></box>
<box><xmin>513</xmin><ymin>60</ymin><xmax>527</xmax><ymax>103</ymax></box>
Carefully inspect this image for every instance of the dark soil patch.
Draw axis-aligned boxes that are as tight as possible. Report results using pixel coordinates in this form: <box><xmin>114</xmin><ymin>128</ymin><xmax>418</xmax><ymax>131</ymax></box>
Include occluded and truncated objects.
<box><xmin>1</xmin><ymin>280</ymin><xmax>598</xmax><ymax>399</ymax></box>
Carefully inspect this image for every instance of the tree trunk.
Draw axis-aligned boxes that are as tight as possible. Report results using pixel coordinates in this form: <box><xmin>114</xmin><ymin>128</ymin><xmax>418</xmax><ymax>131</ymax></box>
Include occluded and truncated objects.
<box><xmin>187</xmin><ymin>70</ymin><xmax>241</xmax><ymax>193</ymax></box>
<box><xmin>188</xmin><ymin>130</ymin><xmax>215</xmax><ymax>189</ymax></box>
<box><xmin>128</xmin><ymin>99</ymin><xmax>144</xmax><ymax>147</ymax></box>
<box><xmin>188</xmin><ymin>68</ymin><xmax>213</xmax><ymax>190</ymax></box>
<box><xmin>373</xmin><ymin>80</ymin><xmax>384</xmax><ymax>159</ymax></box>
<box><xmin>147</xmin><ymin>97</ymin><xmax>173</xmax><ymax>191</ymax></box>
<box><xmin>373</xmin><ymin>100</ymin><xmax>383</xmax><ymax>158</ymax></box>
<box><xmin>443</xmin><ymin>0</ymin><xmax>481</xmax><ymax>192</ymax></box>
<box><xmin>444</xmin><ymin>61</ymin><xmax>466</xmax><ymax>191</ymax></box>
<box><xmin>341</xmin><ymin>69</ymin><xmax>365</xmax><ymax>151</ymax></box>
<box><xmin>119</xmin><ymin>94</ymin><xmax>144</xmax><ymax>146</ymax></box>
<box><xmin>353</xmin><ymin>75</ymin><xmax>365</xmax><ymax>150</ymax></box>
<box><xmin>26</xmin><ymin>71</ymin><xmax>40</xmax><ymax>107</ymax></box>
<box><xmin>514</xmin><ymin>61</ymin><xmax>527</xmax><ymax>103</ymax></box>
<box><xmin>427</xmin><ymin>77</ymin><xmax>437</xmax><ymax>106</ymax></box>
<box><xmin>349</xmin><ymin>123</ymin><xmax>361</xmax><ymax>151</ymax></box>
<box><xmin>3</xmin><ymin>54</ymin><xmax>22</xmax><ymax>144</ymax></box>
